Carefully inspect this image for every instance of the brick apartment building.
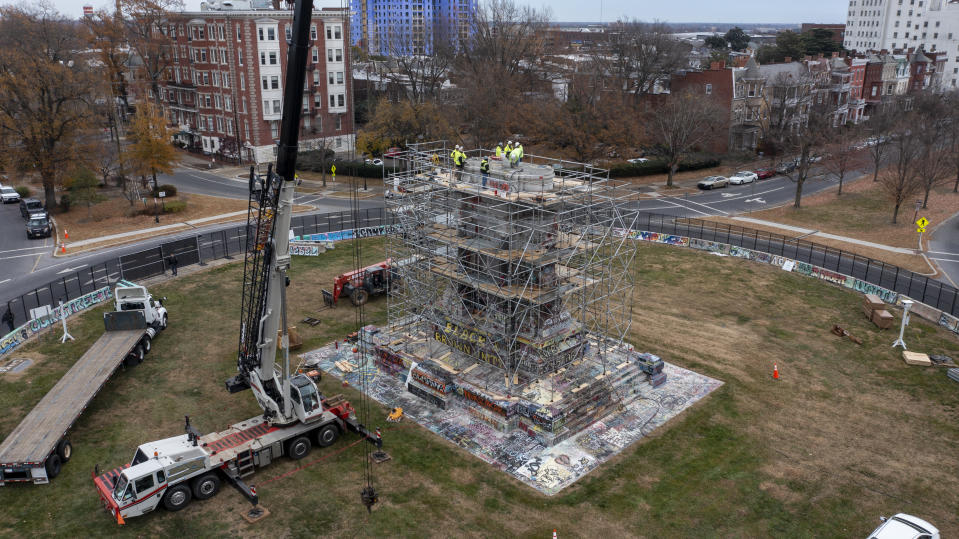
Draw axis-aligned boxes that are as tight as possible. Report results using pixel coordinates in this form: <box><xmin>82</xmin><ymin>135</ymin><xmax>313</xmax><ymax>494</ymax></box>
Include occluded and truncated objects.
<box><xmin>159</xmin><ymin>4</ymin><xmax>353</xmax><ymax>163</ymax></box>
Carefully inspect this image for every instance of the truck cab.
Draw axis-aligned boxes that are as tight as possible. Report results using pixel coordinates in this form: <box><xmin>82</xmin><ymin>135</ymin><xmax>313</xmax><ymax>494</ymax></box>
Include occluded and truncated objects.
<box><xmin>115</xmin><ymin>285</ymin><xmax>168</xmax><ymax>330</ymax></box>
<box><xmin>95</xmin><ymin>434</ymin><xmax>208</xmax><ymax>522</ymax></box>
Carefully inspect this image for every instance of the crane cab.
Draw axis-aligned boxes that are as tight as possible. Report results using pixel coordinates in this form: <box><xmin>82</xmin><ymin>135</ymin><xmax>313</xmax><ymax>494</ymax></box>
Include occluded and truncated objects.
<box><xmin>290</xmin><ymin>374</ymin><xmax>326</xmax><ymax>423</ymax></box>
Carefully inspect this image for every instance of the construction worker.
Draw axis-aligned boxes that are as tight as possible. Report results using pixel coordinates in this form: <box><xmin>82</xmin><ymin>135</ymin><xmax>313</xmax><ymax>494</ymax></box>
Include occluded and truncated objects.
<box><xmin>515</xmin><ymin>141</ymin><xmax>524</xmax><ymax>164</ymax></box>
<box><xmin>504</xmin><ymin>140</ymin><xmax>513</xmax><ymax>156</ymax></box>
<box><xmin>495</xmin><ymin>142</ymin><xmax>504</xmax><ymax>159</ymax></box>
<box><xmin>509</xmin><ymin>145</ymin><xmax>521</xmax><ymax>168</ymax></box>
<box><xmin>480</xmin><ymin>156</ymin><xmax>490</xmax><ymax>187</ymax></box>
<box><xmin>453</xmin><ymin>145</ymin><xmax>466</xmax><ymax>181</ymax></box>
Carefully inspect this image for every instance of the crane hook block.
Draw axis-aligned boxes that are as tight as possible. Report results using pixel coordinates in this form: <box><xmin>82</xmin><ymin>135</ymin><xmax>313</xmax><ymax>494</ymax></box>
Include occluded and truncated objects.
<box><xmin>361</xmin><ymin>486</ymin><xmax>378</xmax><ymax>514</ymax></box>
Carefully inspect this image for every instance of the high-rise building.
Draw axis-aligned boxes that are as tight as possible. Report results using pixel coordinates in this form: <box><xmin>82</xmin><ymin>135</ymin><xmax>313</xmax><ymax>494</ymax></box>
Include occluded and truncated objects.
<box><xmin>158</xmin><ymin>3</ymin><xmax>353</xmax><ymax>163</ymax></box>
<box><xmin>351</xmin><ymin>0</ymin><xmax>474</xmax><ymax>56</ymax></box>
<box><xmin>843</xmin><ymin>0</ymin><xmax>959</xmax><ymax>88</ymax></box>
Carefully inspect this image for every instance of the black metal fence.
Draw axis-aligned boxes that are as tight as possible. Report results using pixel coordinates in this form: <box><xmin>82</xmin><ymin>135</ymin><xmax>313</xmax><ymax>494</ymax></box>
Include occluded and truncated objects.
<box><xmin>4</xmin><ymin>208</ymin><xmax>393</xmax><ymax>330</ymax></box>
<box><xmin>4</xmin><ymin>208</ymin><xmax>956</xmax><ymax>333</ymax></box>
<box><xmin>637</xmin><ymin>213</ymin><xmax>958</xmax><ymax>318</ymax></box>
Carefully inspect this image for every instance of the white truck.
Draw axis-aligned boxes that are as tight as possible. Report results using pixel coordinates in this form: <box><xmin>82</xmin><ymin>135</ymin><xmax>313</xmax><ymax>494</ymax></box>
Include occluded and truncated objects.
<box><xmin>93</xmin><ymin>391</ymin><xmax>380</xmax><ymax>523</ymax></box>
<box><xmin>0</xmin><ymin>283</ymin><xmax>167</xmax><ymax>485</ymax></box>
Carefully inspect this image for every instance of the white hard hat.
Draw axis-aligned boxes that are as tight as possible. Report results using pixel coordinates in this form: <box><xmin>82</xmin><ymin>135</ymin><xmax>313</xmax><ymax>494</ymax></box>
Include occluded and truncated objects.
<box><xmin>508</xmin><ymin>140</ymin><xmax>512</xmax><ymax>144</ymax></box>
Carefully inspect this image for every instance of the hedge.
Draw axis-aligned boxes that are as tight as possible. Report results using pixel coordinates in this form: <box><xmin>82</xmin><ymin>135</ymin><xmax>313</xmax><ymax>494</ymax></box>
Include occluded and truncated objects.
<box><xmin>151</xmin><ymin>184</ymin><xmax>177</xmax><ymax>197</ymax></box>
<box><xmin>15</xmin><ymin>186</ymin><xmax>31</xmax><ymax>198</ymax></box>
<box><xmin>607</xmin><ymin>154</ymin><xmax>722</xmax><ymax>178</ymax></box>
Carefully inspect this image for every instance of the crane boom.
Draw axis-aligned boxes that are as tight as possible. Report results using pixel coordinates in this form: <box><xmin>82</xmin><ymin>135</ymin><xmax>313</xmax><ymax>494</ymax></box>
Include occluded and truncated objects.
<box><xmin>226</xmin><ymin>0</ymin><xmax>315</xmax><ymax>426</ymax></box>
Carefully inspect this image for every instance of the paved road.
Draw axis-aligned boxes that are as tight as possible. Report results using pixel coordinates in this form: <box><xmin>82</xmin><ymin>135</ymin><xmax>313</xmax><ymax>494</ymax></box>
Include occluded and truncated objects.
<box><xmin>929</xmin><ymin>210</ymin><xmax>959</xmax><ymax>289</ymax></box>
<box><xmin>0</xmin><ymin>198</ymin><xmax>53</xmax><ymax>290</ymax></box>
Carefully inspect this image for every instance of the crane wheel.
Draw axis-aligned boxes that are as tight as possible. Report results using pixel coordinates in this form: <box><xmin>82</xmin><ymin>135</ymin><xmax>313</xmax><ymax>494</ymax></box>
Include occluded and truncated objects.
<box><xmin>314</xmin><ymin>424</ymin><xmax>339</xmax><ymax>447</ymax></box>
<box><xmin>44</xmin><ymin>453</ymin><xmax>62</xmax><ymax>479</ymax></box>
<box><xmin>287</xmin><ymin>436</ymin><xmax>312</xmax><ymax>460</ymax></box>
<box><xmin>56</xmin><ymin>438</ymin><xmax>73</xmax><ymax>463</ymax></box>
<box><xmin>350</xmin><ymin>289</ymin><xmax>369</xmax><ymax>306</ymax></box>
<box><xmin>191</xmin><ymin>473</ymin><xmax>221</xmax><ymax>500</ymax></box>
<box><xmin>163</xmin><ymin>484</ymin><xmax>192</xmax><ymax>511</ymax></box>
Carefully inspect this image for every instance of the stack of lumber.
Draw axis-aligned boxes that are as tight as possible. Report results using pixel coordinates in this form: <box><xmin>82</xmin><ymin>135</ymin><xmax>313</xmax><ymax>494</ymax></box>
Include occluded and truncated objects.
<box><xmin>947</xmin><ymin>368</ymin><xmax>959</xmax><ymax>384</ymax></box>
<box><xmin>863</xmin><ymin>294</ymin><xmax>893</xmax><ymax>329</ymax></box>
<box><xmin>902</xmin><ymin>351</ymin><xmax>932</xmax><ymax>366</ymax></box>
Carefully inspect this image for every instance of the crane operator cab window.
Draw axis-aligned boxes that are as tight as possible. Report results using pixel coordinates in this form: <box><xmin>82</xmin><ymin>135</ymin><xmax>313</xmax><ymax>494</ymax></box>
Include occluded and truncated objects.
<box><xmin>291</xmin><ymin>374</ymin><xmax>322</xmax><ymax>421</ymax></box>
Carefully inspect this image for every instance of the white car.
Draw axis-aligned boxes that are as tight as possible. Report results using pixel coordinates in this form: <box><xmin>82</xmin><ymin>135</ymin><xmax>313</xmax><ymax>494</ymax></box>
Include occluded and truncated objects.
<box><xmin>1</xmin><ymin>186</ymin><xmax>20</xmax><ymax>203</ymax></box>
<box><xmin>728</xmin><ymin>171</ymin><xmax>758</xmax><ymax>185</ymax></box>
<box><xmin>867</xmin><ymin>513</ymin><xmax>939</xmax><ymax>539</ymax></box>
<box><xmin>364</xmin><ymin>158</ymin><xmax>384</xmax><ymax>166</ymax></box>
<box><xmin>627</xmin><ymin>157</ymin><xmax>650</xmax><ymax>164</ymax></box>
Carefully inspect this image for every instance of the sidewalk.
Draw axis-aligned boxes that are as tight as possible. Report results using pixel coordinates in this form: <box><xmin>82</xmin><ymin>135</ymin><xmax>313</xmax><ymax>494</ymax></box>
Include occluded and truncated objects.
<box><xmin>730</xmin><ymin>216</ymin><xmax>917</xmax><ymax>255</ymax></box>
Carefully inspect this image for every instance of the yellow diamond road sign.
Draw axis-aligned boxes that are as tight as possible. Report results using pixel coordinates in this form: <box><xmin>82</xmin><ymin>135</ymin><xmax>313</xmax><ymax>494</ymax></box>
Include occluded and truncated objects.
<box><xmin>916</xmin><ymin>217</ymin><xmax>929</xmax><ymax>228</ymax></box>
<box><xmin>331</xmin><ymin>164</ymin><xmax>336</xmax><ymax>178</ymax></box>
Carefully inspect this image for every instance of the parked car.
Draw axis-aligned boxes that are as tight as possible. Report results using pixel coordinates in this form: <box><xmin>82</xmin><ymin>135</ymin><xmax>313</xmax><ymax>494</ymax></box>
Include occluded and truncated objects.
<box><xmin>382</xmin><ymin>147</ymin><xmax>402</xmax><ymax>158</ymax></box>
<box><xmin>866</xmin><ymin>513</ymin><xmax>939</xmax><ymax>539</ymax></box>
<box><xmin>364</xmin><ymin>158</ymin><xmax>384</xmax><ymax>166</ymax></box>
<box><xmin>729</xmin><ymin>171</ymin><xmax>758</xmax><ymax>185</ymax></box>
<box><xmin>776</xmin><ymin>160</ymin><xmax>797</xmax><ymax>174</ymax></box>
<box><xmin>809</xmin><ymin>154</ymin><xmax>824</xmax><ymax>163</ymax></box>
<box><xmin>26</xmin><ymin>214</ymin><xmax>52</xmax><ymax>239</ymax></box>
<box><xmin>1</xmin><ymin>186</ymin><xmax>20</xmax><ymax>203</ymax></box>
<box><xmin>754</xmin><ymin>168</ymin><xmax>776</xmax><ymax>180</ymax></box>
<box><xmin>627</xmin><ymin>157</ymin><xmax>650</xmax><ymax>164</ymax></box>
<box><xmin>19</xmin><ymin>198</ymin><xmax>44</xmax><ymax>219</ymax></box>
<box><xmin>697</xmin><ymin>176</ymin><xmax>729</xmax><ymax>190</ymax></box>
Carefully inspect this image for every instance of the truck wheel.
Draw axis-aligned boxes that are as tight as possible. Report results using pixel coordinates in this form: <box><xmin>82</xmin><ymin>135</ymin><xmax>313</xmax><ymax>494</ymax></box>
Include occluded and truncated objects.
<box><xmin>350</xmin><ymin>289</ymin><xmax>369</xmax><ymax>306</ymax></box>
<box><xmin>191</xmin><ymin>473</ymin><xmax>221</xmax><ymax>500</ymax></box>
<box><xmin>124</xmin><ymin>345</ymin><xmax>144</xmax><ymax>367</ymax></box>
<box><xmin>56</xmin><ymin>438</ymin><xmax>73</xmax><ymax>463</ymax></box>
<box><xmin>140</xmin><ymin>335</ymin><xmax>152</xmax><ymax>354</ymax></box>
<box><xmin>45</xmin><ymin>453</ymin><xmax>61</xmax><ymax>479</ymax></box>
<box><xmin>314</xmin><ymin>424</ymin><xmax>339</xmax><ymax>447</ymax></box>
<box><xmin>287</xmin><ymin>436</ymin><xmax>311</xmax><ymax>460</ymax></box>
<box><xmin>162</xmin><ymin>484</ymin><xmax>192</xmax><ymax>511</ymax></box>
<box><xmin>160</xmin><ymin>314</ymin><xmax>168</xmax><ymax>330</ymax></box>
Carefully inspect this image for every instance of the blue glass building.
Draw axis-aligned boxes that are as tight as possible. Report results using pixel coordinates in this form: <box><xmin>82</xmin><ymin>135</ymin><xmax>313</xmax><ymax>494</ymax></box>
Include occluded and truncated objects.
<box><xmin>351</xmin><ymin>0</ymin><xmax>474</xmax><ymax>56</ymax></box>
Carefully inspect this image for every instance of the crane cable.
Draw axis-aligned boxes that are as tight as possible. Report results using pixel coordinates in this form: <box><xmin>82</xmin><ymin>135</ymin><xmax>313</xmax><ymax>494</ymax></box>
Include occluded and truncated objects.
<box><xmin>351</xmin><ymin>158</ymin><xmax>376</xmax><ymax>513</ymax></box>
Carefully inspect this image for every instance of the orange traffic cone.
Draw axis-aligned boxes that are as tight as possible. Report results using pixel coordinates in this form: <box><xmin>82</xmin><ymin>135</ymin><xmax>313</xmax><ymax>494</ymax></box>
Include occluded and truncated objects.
<box><xmin>60</xmin><ymin>242</ymin><xmax>65</xmax><ymax>254</ymax></box>
<box><xmin>553</xmin><ymin>530</ymin><xmax>557</xmax><ymax>539</ymax></box>
<box><xmin>773</xmin><ymin>364</ymin><xmax>780</xmax><ymax>380</ymax></box>
<box><xmin>64</xmin><ymin>229</ymin><xmax>68</xmax><ymax>239</ymax></box>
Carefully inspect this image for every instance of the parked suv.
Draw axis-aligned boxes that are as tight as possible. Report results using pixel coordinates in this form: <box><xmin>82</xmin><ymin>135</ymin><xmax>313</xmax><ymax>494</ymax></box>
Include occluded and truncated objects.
<box><xmin>1</xmin><ymin>186</ymin><xmax>20</xmax><ymax>203</ymax></box>
<box><xmin>19</xmin><ymin>198</ymin><xmax>44</xmax><ymax>219</ymax></box>
<box><xmin>26</xmin><ymin>214</ymin><xmax>52</xmax><ymax>239</ymax></box>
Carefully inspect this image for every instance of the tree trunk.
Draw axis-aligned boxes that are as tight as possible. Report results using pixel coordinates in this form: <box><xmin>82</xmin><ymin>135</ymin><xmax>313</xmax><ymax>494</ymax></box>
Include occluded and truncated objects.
<box><xmin>793</xmin><ymin>177</ymin><xmax>804</xmax><ymax>208</ymax></box>
<box><xmin>922</xmin><ymin>185</ymin><xmax>931</xmax><ymax>209</ymax></box>
<box><xmin>837</xmin><ymin>173</ymin><xmax>844</xmax><ymax>196</ymax></box>
<box><xmin>41</xmin><ymin>172</ymin><xmax>57</xmax><ymax>210</ymax></box>
<box><xmin>872</xmin><ymin>159</ymin><xmax>880</xmax><ymax>182</ymax></box>
<box><xmin>151</xmin><ymin>169</ymin><xmax>158</xmax><ymax>191</ymax></box>
<box><xmin>892</xmin><ymin>201</ymin><xmax>901</xmax><ymax>224</ymax></box>
<box><xmin>87</xmin><ymin>202</ymin><xmax>93</xmax><ymax>220</ymax></box>
<box><xmin>666</xmin><ymin>162</ymin><xmax>677</xmax><ymax>188</ymax></box>
<box><xmin>954</xmin><ymin>173</ymin><xmax>958</xmax><ymax>193</ymax></box>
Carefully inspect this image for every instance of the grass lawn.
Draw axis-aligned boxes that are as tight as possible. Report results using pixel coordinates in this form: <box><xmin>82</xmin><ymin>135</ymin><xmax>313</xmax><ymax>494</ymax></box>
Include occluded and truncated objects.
<box><xmin>1</xmin><ymin>239</ymin><xmax>957</xmax><ymax>537</ymax></box>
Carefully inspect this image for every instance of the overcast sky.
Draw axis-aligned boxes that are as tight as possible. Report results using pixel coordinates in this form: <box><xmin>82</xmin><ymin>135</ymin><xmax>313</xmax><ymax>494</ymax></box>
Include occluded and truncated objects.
<box><xmin>41</xmin><ymin>0</ymin><xmax>846</xmax><ymax>25</ymax></box>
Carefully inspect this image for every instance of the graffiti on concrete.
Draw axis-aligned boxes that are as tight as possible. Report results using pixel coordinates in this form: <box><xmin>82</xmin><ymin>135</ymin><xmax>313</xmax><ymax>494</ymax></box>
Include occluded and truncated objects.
<box><xmin>631</xmin><ymin>231</ymin><xmax>690</xmax><ymax>247</ymax></box>
<box><xmin>0</xmin><ymin>286</ymin><xmax>112</xmax><ymax>357</ymax></box>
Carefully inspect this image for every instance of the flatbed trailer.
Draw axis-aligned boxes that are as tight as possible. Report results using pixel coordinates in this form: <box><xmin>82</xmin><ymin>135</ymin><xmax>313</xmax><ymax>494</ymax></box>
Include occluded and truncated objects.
<box><xmin>0</xmin><ymin>288</ymin><xmax>167</xmax><ymax>485</ymax></box>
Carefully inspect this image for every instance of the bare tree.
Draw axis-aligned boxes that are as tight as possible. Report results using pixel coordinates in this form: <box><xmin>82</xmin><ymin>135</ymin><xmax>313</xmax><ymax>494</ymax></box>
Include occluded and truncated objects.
<box><xmin>765</xmin><ymin>70</ymin><xmax>836</xmax><ymax>208</ymax></box>
<box><xmin>821</xmin><ymin>124</ymin><xmax>862</xmax><ymax>196</ymax></box>
<box><xmin>379</xmin><ymin>22</ymin><xmax>455</xmax><ymax>104</ymax></box>
<box><xmin>0</xmin><ymin>4</ymin><xmax>100</xmax><ymax>209</ymax></box>
<box><xmin>880</xmin><ymin>118</ymin><xmax>924</xmax><ymax>224</ymax></box>
<box><xmin>595</xmin><ymin>20</ymin><xmax>690</xmax><ymax>98</ymax></box>
<box><xmin>911</xmin><ymin>93</ymin><xmax>951</xmax><ymax>209</ymax></box>
<box><xmin>942</xmin><ymin>90</ymin><xmax>959</xmax><ymax>193</ymax></box>
<box><xmin>864</xmin><ymin>100</ymin><xmax>899</xmax><ymax>182</ymax></box>
<box><xmin>645</xmin><ymin>89</ymin><xmax>727</xmax><ymax>187</ymax></box>
<box><xmin>124</xmin><ymin>0</ymin><xmax>183</xmax><ymax>106</ymax></box>
<box><xmin>456</xmin><ymin>0</ymin><xmax>551</xmax><ymax>147</ymax></box>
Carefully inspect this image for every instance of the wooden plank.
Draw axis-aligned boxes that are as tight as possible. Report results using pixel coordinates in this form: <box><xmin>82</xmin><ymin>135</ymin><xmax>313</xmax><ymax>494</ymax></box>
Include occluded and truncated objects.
<box><xmin>0</xmin><ymin>329</ymin><xmax>144</xmax><ymax>464</ymax></box>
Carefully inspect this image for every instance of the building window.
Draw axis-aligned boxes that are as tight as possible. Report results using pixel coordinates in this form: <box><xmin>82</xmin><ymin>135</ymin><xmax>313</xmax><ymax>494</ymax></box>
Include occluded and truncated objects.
<box><xmin>273</xmin><ymin>100</ymin><xmax>281</xmax><ymax>114</ymax></box>
<box><xmin>329</xmin><ymin>94</ymin><xmax>335</xmax><ymax>107</ymax></box>
<box><xmin>258</xmin><ymin>28</ymin><xmax>264</xmax><ymax>40</ymax></box>
<box><xmin>337</xmin><ymin>72</ymin><xmax>344</xmax><ymax>84</ymax></box>
<box><xmin>328</xmin><ymin>72</ymin><xmax>335</xmax><ymax>84</ymax></box>
<box><xmin>310</xmin><ymin>25</ymin><xmax>317</xmax><ymax>40</ymax></box>
<box><xmin>236</xmin><ymin>25</ymin><xmax>242</xmax><ymax>41</ymax></box>
<box><xmin>312</xmin><ymin>47</ymin><xmax>318</xmax><ymax>63</ymax></box>
<box><xmin>240</xmin><ymin>77</ymin><xmax>245</xmax><ymax>91</ymax></box>
<box><xmin>313</xmin><ymin>71</ymin><xmax>320</xmax><ymax>85</ymax></box>
<box><xmin>268</xmin><ymin>28</ymin><xmax>275</xmax><ymax>41</ymax></box>
<box><xmin>314</xmin><ymin>93</ymin><xmax>321</xmax><ymax>108</ymax></box>
<box><xmin>337</xmin><ymin>94</ymin><xmax>344</xmax><ymax>107</ymax></box>
<box><xmin>303</xmin><ymin>95</ymin><xmax>309</xmax><ymax>112</ymax></box>
<box><xmin>271</xmin><ymin>76</ymin><xmax>279</xmax><ymax>90</ymax></box>
<box><xmin>238</xmin><ymin>48</ymin><xmax>244</xmax><ymax>66</ymax></box>
<box><xmin>269</xmin><ymin>51</ymin><xmax>277</xmax><ymax>65</ymax></box>
<box><xmin>225</xmin><ymin>95</ymin><xmax>232</xmax><ymax>111</ymax></box>
<box><xmin>262</xmin><ymin>76</ymin><xmax>269</xmax><ymax>90</ymax></box>
<box><xmin>271</xmin><ymin>121</ymin><xmax>279</xmax><ymax>138</ymax></box>
<box><xmin>263</xmin><ymin>99</ymin><xmax>269</xmax><ymax>113</ymax></box>
<box><xmin>214</xmin><ymin>95</ymin><xmax>222</xmax><ymax>109</ymax></box>
<box><xmin>336</xmin><ymin>116</ymin><xmax>341</xmax><ymax>130</ymax></box>
<box><xmin>705</xmin><ymin>83</ymin><xmax>712</xmax><ymax>95</ymax></box>
<box><xmin>203</xmin><ymin>72</ymin><xmax>209</xmax><ymax>85</ymax></box>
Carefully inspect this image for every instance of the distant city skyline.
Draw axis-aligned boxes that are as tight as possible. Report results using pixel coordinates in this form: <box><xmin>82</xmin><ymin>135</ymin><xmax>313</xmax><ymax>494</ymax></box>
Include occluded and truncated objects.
<box><xmin>37</xmin><ymin>0</ymin><xmax>846</xmax><ymax>25</ymax></box>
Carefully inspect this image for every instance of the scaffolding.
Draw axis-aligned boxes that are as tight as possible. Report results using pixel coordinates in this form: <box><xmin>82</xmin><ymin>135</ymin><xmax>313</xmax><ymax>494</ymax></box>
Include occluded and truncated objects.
<box><xmin>384</xmin><ymin>141</ymin><xmax>641</xmax><ymax>391</ymax></box>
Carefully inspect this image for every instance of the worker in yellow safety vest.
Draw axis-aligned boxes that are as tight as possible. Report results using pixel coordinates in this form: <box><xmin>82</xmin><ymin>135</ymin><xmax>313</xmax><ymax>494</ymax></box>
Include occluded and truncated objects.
<box><xmin>515</xmin><ymin>142</ymin><xmax>524</xmax><ymax>164</ymax></box>
<box><xmin>509</xmin><ymin>146</ymin><xmax>521</xmax><ymax>169</ymax></box>
<box><xmin>480</xmin><ymin>156</ymin><xmax>490</xmax><ymax>186</ymax></box>
<box><xmin>495</xmin><ymin>142</ymin><xmax>504</xmax><ymax>158</ymax></box>
<box><xmin>452</xmin><ymin>145</ymin><xmax>466</xmax><ymax>181</ymax></box>
<box><xmin>503</xmin><ymin>140</ymin><xmax>513</xmax><ymax>156</ymax></box>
